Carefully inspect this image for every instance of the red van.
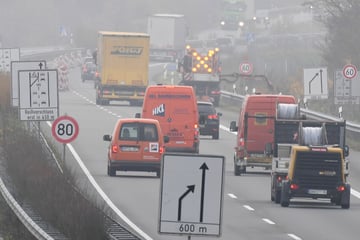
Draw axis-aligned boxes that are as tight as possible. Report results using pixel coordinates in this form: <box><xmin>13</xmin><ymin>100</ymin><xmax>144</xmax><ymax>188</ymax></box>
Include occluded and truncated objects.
<box><xmin>138</xmin><ymin>85</ymin><xmax>200</xmax><ymax>153</ymax></box>
<box><xmin>103</xmin><ymin>118</ymin><xmax>168</xmax><ymax>177</ymax></box>
<box><xmin>229</xmin><ymin>94</ymin><xmax>297</xmax><ymax>175</ymax></box>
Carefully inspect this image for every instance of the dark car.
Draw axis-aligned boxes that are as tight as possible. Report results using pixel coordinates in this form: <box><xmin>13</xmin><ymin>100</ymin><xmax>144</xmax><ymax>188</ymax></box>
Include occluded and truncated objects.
<box><xmin>81</xmin><ymin>62</ymin><xmax>97</xmax><ymax>81</ymax></box>
<box><xmin>197</xmin><ymin>101</ymin><xmax>222</xmax><ymax>139</ymax></box>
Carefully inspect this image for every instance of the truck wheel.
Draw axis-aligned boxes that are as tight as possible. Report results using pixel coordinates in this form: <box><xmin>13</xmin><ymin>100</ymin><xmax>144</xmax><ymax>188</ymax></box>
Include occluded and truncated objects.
<box><xmin>341</xmin><ymin>184</ymin><xmax>351</xmax><ymax>209</ymax></box>
<box><xmin>107</xmin><ymin>165</ymin><xmax>116</xmax><ymax>177</ymax></box>
<box><xmin>212</xmin><ymin>132</ymin><xmax>219</xmax><ymax>140</ymax></box>
<box><xmin>280</xmin><ymin>182</ymin><xmax>290</xmax><ymax>207</ymax></box>
<box><xmin>234</xmin><ymin>164</ymin><xmax>241</xmax><ymax>176</ymax></box>
<box><xmin>275</xmin><ymin>190</ymin><xmax>281</xmax><ymax>204</ymax></box>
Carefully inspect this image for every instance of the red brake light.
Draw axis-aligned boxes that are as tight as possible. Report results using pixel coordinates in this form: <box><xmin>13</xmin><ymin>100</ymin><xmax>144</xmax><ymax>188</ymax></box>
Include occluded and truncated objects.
<box><xmin>239</xmin><ymin>138</ymin><xmax>245</xmax><ymax>147</ymax></box>
<box><xmin>111</xmin><ymin>144</ymin><xmax>118</xmax><ymax>153</ymax></box>
<box><xmin>159</xmin><ymin>146</ymin><xmax>165</xmax><ymax>154</ymax></box>
<box><xmin>337</xmin><ymin>185</ymin><xmax>346</xmax><ymax>192</ymax></box>
<box><xmin>194</xmin><ymin>124</ymin><xmax>199</xmax><ymax>138</ymax></box>
<box><xmin>208</xmin><ymin>114</ymin><xmax>218</xmax><ymax>119</ymax></box>
<box><xmin>290</xmin><ymin>183</ymin><xmax>299</xmax><ymax>190</ymax></box>
<box><xmin>277</xmin><ymin>176</ymin><xmax>282</xmax><ymax>182</ymax></box>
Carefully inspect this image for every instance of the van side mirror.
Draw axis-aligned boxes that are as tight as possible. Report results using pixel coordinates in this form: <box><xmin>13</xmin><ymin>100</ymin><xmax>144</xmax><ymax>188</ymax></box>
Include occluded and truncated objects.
<box><xmin>135</xmin><ymin>113</ymin><xmax>141</xmax><ymax>118</ymax></box>
<box><xmin>163</xmin><ymin>135</ymin><xmax>170</xmax><ymax>143</ymax></box>
<box><xmin>344</xmin><ymin>145</ymin><xmax>350</xmax><ymax>157</ymax></box>
<box><xmin>229</xmin><ymin>121</ymin><xmax>238</xmax><ymax>132</ymax></box>
<box><xmin>103</xmin><ymin>134</ymin><xmax>112</xmax><ymax>141</ymax></box>
<box><xmin>218</xmin><ymin>112</ymin><xmax>222</xmax><ymax>117</ymax></box>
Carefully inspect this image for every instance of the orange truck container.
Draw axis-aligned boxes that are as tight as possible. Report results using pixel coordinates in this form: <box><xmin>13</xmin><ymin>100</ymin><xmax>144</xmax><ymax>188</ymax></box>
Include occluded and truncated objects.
<box><xmin>138</xmin><ymin>85</ymin><xmax>200</xmax><ymax>153</ymax></box>
<box><xmin>229</xmin><ymin>93</ymin><xmax>297</xmax><ymax>175</ymax></box>
<box><xmin>103</xmin><ymin>118</ymin><xmax>168</xmax><ymax>177</ymax></box>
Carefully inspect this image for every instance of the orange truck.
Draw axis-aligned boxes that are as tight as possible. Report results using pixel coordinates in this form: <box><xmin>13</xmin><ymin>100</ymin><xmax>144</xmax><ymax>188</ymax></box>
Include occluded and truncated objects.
<box><xmin>137</xmin><ymin>85</ymin><xmax>200</xmax><ymax>153</ymax></box>
<box><xmin>229</xmin><ymin>93</ymin><xmax>297</xmax><ymax>175</ymax></box>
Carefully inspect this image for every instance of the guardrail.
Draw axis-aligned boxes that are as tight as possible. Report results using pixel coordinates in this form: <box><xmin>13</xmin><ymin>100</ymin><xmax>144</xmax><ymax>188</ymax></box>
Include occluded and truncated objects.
<box><xmin>220</xmin><ymin>90</ymin><xmax>360</xmax><ymax>134</ymax></box>
<box><xmin>0</xmin><ymin>178</ymin><xmax>54</xmax><ymax>240</ymax></box>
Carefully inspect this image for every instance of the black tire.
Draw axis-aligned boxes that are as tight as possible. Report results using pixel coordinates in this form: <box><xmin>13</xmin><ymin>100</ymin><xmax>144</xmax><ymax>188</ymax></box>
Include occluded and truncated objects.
<box><xmin>107</xmin><ymin>164</ymin><xmax>116</xmax><ymax>177</ymax></box>
<box><xmin>275</xmin><ymin>190</ymin><xmax>281</xmax><ymax>204</ymax></box>
<box><xmin>234</xmin><ymin>164</ymin><xmax>241</xmax><ymax>176</ymax></box>
<box><xmin>280</xmin><ymin>182</ymin><xmax>290</xmax><ymax>207</ymax></box>
<box><xmin>341</xmin><ymin>184</ymin><xmax>351</xmax><ymax>209</ymax></box>
<box><xmin>212</xmin><ymin>132</ymin><xmax>219</xmax><ymax>140</ymax></box>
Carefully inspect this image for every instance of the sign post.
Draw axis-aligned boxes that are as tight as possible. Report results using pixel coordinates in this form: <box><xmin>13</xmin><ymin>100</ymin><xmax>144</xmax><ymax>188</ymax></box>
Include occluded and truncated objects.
<box><xmin>159</xmin><ymin>153</ymin><xmax>225</xmax><ymax>238</ymax></box>
<box><xmin>52</xmin><ymin>115</ymin><xmax>79</xmax><ymax>163</ymax></box>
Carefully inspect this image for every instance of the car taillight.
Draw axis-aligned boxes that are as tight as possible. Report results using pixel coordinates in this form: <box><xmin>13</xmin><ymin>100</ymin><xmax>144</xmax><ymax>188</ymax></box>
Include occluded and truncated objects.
<box><xmin>208</xmin><ymin>114</ymin><xmax>218</xmax><ymax>119</ymax></box>
<box><xmin>277</xmin><ymin>176</ymin><xmax>282</xmax><ymax>182</ymax></box>
<box><xmin>111</xmin><ymin>144</ymin><xmax>118</xmax><ymax>153</ymax></box>
<box><xmin>337</xmin><ymin>185</ymin><xmax>346</xmax><ymax>192</ymax></box>
<box><xmin>159</xmin><ymin>146</ymin><xmax>165</xmax><ymax>154</ymax></box>
<box><xmin>290</xmin><ymin>183</ymin><xmax>299</xmax><ymax>190</ymax></box>
<box><xmin>194</xmin><ymin>124</ymin><xmax>199</xmax><ymax>138</ymax></box>
<box><xmin>239</xmin><ymin>138</ymin><xmax>245</xmax><ymax>147</ymax></box>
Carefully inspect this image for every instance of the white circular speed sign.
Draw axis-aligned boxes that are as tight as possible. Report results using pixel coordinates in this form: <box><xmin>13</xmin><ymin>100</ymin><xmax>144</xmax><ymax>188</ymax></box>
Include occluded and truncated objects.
<box><xmin>342</xmin><ymin>64</ymin><xmax>357</xmax><ymax>79</ymax></box>
<box><xmin>52</xmin><ymin>115</ymin><xmax>79</xmax><ymax>144</ymax></box>
<box><xmin>239</xmin><ymin>62</ymin><xmax>253</xmax><ymax>75</ymax></box>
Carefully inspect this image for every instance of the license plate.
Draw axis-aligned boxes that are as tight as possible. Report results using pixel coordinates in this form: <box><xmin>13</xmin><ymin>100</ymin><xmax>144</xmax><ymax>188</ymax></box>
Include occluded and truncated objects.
<box><xmin>121</xmin><ymin>146</ymin><xmax>139</xmax><ymax>152</ymax></box>
<box><xmin>308</xmin><ymin>189</ymin><xmax>327</xmax><ymax>195</ymax></box>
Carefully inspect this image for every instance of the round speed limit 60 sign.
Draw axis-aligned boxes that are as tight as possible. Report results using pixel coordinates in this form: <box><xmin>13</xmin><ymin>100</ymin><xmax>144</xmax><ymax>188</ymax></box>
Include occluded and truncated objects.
<box><xmin>52</xmin><ymin>115</ymin><xmax>79</xmax><ymax>144</ymax></box>
<box><xmin>239</xmin><ymin>62</ymin><xmax>253</xmax><ymax>75</ymax></box>
<box><xmin>342</xmin><ymin>64</ymin><xmax>357</xmax><ymax>79</ymax></box>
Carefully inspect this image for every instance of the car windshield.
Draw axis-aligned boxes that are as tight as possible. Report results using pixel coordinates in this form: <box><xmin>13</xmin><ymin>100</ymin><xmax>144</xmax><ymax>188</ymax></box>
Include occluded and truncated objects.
<box><xmin>197</xmin><ymin>104</ymin><xmax>216</xmax><ymax>114</ymax></box>
<box><xmin>119</xmin><ymin>123</ymin><xmax>158</xmax><ymax>141</ymax></box>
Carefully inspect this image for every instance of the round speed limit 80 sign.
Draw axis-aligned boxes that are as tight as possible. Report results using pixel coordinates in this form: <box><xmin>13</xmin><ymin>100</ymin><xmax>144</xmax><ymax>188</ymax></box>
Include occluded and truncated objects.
<box><xmin>52</xmin><ymin>115</ymin><xmax>79</xmax><ymax>144</ymax></box>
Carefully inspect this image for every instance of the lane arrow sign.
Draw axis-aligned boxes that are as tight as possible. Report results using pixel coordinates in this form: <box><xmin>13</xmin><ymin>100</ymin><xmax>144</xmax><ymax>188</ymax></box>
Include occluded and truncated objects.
<box><xmin>177</xmin><ymin>185</ymin><xmax>195</xmax><ymax>221</ymax></box>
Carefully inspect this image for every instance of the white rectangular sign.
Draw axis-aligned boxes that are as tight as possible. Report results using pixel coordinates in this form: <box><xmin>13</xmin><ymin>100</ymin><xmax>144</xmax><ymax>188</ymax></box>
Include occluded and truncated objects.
<box><xmin>334</xmin><ymin>70</ymin><xmax>360</xmax><ymax>104</ymax></box>
<box><xmin>11</xmin><ymin>60</ymin><xmax>47</xmax><ymax>107</ymax></box>
<box><xmin>18</xmin><ymin>69</ymin><xmax>59</xmax><ymax>121</ymax></box>
<box><xmin>0</xmin><ymin>48</ymin><xmax>20</xmax><ymax>72</ymax></box>
<box><xmin>159</xmin><ymin>153</ymin><xmax>225</xmax><ymax>237</ymax></box>
<box><xmin>303</xmin><ymin>67</ymin><xmax>328</xmax><ymax>100</ymax></box>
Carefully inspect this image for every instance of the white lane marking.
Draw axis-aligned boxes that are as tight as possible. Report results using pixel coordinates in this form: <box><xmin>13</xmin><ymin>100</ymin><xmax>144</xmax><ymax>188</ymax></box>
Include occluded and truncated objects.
<box><xmin>47</xmin><ymin>122</ymin><xmax>153</xmax><ymax>240</ymax></box>
<box><xmin>243</xmin><ymin>205</ymin><xmax>255</xmax><ymax>211</ymax></box>
<box><xmin>262</xmin><ymin>218</ymin><xmax>275</xmax><ymax>225</ymax></box>
<box><xmin>220</xmin><ymin>124</ymin><xmax>237</xmax><ymax>135</ymax></box>
<box><xmin>351</xmin><ymin>189</ymin><xmax>360</xmax><ymax>199</ymax></box>
<box><xmin>288</xmin><ymin>233</ymin><xmax>302</xmax><ymax>240</ymax></box>
<box><xmin>228</xmin><ymin>193</ymin><xmax>237</xmax><ymax>199</ymax></box>
<box><xmin>72</xmin><ymin>90</ymin><xmax>122</xmax><ymax>118</ymax></box>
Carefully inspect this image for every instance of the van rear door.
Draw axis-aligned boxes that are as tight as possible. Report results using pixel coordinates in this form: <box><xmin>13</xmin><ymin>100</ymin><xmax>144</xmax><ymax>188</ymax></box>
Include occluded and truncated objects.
<box><xmin>118</xmin><ymin>122</ymin><xmax>161</xmax><ymax>161</ymax></box>
<box><xmin>243</xmin><ymin>100</ymin><xmax>276</xmax><ymax>155</ymax></box>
